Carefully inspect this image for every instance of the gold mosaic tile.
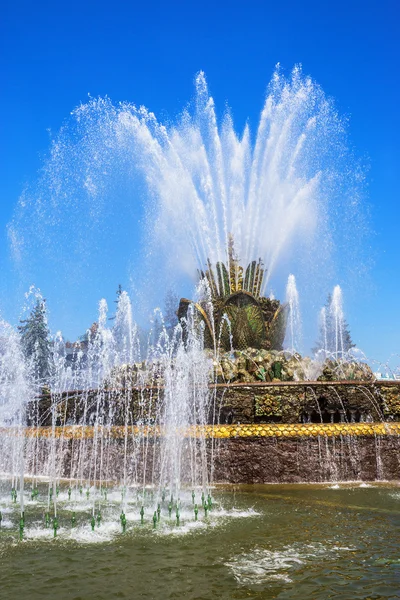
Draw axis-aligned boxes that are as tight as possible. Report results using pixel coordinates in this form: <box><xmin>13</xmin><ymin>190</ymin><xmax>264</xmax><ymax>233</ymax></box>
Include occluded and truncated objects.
<box><xmin>4</xmin><ymin>422</ymin><xmax>400</xmax><ymax>440</ymax></box>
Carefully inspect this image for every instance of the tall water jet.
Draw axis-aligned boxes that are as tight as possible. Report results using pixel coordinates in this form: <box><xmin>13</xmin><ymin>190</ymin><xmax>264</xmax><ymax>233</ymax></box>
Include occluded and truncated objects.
<box><xmin>113</xmin><ymin>291</ymin><xmax>139</xmax><ymax>366</ymax></box>
<box><xmin>314</xmin><ymin>285</ymin><xmax>354</xmax><ymax>363</ymax></box>
<box><xmin>0</xmin><ymin>318</ymin><xmax>32</xmax><ymax>502</ymax></box>
<box><xmin>284</xmin><ymin>274</ymin><xmax>302</xmax><ymax>353</ymax></box>
<box><xmin>9</xmin><ymin>66</ymin><xmax>367</xmax><ymax>322</ymax></box>
<box><xmin>330</xmin><ymin>285</ymin><xmax>345</xmax><ymax>359</ymax></box>
<box><xmin>318</xmin><ymin>306</ymin><xmax>329</xmax><ymax>358</ymax></box>
<box><xmin>158</xmin><ymin>303</ymin><xmax>213</xmax><ymax>499</ymax></box>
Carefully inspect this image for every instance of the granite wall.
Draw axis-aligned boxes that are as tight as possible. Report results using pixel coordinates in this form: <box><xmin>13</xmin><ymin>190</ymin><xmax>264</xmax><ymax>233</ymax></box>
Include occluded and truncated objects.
<box><xmin>24</xmin><ymin>428</ymin><xmax>400</xmax><ymax>484</ymax></box>
<box><xmin>212</xmin><ymin>435</ymin><xmax>400</xmax><ymax>483</ymax></box>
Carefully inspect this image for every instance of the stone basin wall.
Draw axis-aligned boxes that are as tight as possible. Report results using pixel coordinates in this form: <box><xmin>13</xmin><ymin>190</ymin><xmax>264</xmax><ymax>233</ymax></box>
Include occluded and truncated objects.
<box><xmin>29</xmin><ymin>380</ymin><xmax>400</xmax><ymax>427</ymax></box>
<box><xmin>212</xmin><ymin>435</ymin><xmax>400</xmax><ymax>483</ymax></box>
<box><xmin>26</xmin><ymin>380</ymin><xmax>400</xmax><ymax>484</ymax></box>
<box><xmin>19</xmin><ymin>423</ymin><xmax>400</xmax><ymax>484</ymax></box>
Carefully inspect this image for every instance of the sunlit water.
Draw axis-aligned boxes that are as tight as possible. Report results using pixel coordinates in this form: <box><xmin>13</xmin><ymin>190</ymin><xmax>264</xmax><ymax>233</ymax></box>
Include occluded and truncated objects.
<box><xmin>1</xmin><ymin>483</ymin><xmax>399</xmax><ymax>599</ymax></box>
<box><xmin>9</xmin><ymin>66</ymin><xmax>367</xmax><ymax>317</ymax></box>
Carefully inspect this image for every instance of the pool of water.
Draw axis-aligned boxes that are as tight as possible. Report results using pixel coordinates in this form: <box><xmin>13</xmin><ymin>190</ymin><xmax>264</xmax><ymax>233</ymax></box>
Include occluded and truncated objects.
<box><xmin>1</xmin><ymin>482</ymin><xmax>399</xmax><ymax>599</ymax></box>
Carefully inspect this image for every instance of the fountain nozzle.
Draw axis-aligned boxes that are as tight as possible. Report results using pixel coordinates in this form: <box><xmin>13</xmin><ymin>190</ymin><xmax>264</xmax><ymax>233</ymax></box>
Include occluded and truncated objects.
<box><xmin>53</xmin><ymin>516</ymin><xmax>59</xmax><ymax>538</ymax></box>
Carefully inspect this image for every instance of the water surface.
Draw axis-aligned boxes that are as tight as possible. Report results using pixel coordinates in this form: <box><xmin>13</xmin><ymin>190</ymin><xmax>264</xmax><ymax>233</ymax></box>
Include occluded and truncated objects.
<box><xmin>1</xmin><ymin>483</ymin><xmax>399</xmax><ymax>599</ymax></box>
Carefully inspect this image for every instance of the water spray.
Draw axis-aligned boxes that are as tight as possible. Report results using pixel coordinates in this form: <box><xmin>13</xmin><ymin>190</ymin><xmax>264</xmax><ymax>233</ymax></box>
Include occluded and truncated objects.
<box><xmin>19</xmin><ymin>516</ymin><xmax>24</xmax><ymax>540</ymax></box>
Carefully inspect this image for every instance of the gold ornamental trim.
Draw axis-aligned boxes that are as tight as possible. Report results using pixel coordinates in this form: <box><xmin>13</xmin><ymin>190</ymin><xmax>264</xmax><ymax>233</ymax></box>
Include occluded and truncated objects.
<box><xmin>2</xmin><ymin>422</ymin><xmax>400</xmax><ymax>439</ymax></box>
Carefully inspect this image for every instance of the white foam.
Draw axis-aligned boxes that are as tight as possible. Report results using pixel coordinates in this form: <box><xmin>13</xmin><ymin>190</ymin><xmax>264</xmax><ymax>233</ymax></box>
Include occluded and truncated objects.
<box><xmin>68</xmin><ymin>522</ymin><xmax>120</xmax><ymax>544</ymax></box>
<box><xmin>226</xmin><ymin>543</ymin><xmax>356</xmax><ymax>586</ymax></box>
<box><xmin>24</xmin><ymin>526</ymin><xmax>56</xmax><ymax>540</ymax></box>
<box><xmin>0</xmin><ymin>518</ymin><xmax>13</xmax><ymax>529</ymax></box>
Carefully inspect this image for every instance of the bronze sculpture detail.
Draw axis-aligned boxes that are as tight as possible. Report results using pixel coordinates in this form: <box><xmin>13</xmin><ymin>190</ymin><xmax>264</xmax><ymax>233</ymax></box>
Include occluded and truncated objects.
<box><xmin>178</xmin><ymin>236</ymin><xmax>287</xmax><ymax>351</ymax></box>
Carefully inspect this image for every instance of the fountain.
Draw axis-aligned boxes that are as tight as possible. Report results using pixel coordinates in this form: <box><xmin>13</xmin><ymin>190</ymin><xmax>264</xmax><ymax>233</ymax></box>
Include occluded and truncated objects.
<box><xmin>284</xmin><ymin>274</ymin><xmax>301</xmax><ymax>354</ymax></box>
<box><xmin>1</xmin><ymin>67</ymin><xmax>399</xmax><ymax>564</ymax></box>
<box><xmin>177</xmin><ymin>235</ymin><xmax>287</xmax><ymax>351</ymax></box>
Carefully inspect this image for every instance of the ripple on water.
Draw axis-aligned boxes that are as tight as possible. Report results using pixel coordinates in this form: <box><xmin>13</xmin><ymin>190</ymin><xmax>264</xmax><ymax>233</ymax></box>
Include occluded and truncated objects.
<box><xmin>225</xmin><ymin>543</ymin><xmax>356</xmax><ymax>587</ymax></box>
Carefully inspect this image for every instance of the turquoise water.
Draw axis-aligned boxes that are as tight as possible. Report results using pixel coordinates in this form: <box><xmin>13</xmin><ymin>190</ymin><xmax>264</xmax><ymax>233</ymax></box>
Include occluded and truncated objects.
<box><xmin>1</xmin><ymin>483</ymin><xmax>399</xmax><ymax>599</ymax></box>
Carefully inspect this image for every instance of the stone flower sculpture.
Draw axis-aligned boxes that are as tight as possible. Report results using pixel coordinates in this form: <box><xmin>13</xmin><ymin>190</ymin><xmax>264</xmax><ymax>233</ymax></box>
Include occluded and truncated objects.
<box><xmin>178</xmin><ymin>236</ymin><xmax>287</xmax><ymax>351</ymax></box>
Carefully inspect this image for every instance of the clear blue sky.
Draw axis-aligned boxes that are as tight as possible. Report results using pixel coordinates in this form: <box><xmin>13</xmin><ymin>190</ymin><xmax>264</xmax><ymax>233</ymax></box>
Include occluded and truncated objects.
<box><xmin>0</xmin><ymin>0</ymin><xmax>398</xmax><ymax>365</ymax></box>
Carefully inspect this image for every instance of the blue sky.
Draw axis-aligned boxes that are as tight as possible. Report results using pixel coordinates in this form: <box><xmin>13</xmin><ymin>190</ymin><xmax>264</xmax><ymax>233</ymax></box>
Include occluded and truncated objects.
<box><xmin>0</xmin><ymin>0</ymin><xmax>398</xmax><ymax>365</ymax></box>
